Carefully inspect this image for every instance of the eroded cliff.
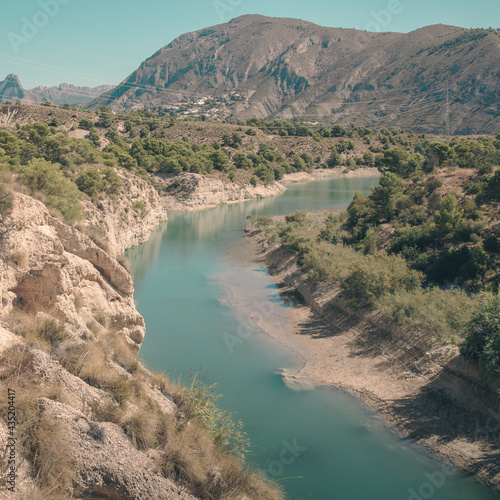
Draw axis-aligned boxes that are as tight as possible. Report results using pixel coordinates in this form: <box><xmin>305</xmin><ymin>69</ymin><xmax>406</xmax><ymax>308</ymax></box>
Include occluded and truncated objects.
<box><xmin>0</xmin><ymin>174</ymin><xmax>281</xmax><ymax>499</ymax></box>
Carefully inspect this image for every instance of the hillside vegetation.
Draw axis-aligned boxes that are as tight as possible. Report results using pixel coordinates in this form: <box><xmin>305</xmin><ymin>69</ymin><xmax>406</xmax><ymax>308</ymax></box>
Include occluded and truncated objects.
<box><xmin>3</xmin><ymin>103</ymin><xmax>496</xmax><ymax>201</ymax></box>
<box><xmin>250</xmin><ymin>134</ymin><xmax>500</xmax><ymax>380</ymax></box>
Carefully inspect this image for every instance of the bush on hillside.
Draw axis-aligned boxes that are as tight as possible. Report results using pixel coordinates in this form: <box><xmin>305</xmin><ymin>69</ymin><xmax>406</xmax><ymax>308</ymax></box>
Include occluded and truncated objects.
<box><xmin>461</xmin><ymin>292</ymin><xmax>500</xmax><ymax>378</ymax></box>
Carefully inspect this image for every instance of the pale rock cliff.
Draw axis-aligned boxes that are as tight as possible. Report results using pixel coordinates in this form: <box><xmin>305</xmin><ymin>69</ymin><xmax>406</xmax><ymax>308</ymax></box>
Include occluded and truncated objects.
<box><xmin>0</xmin><ymin>193</ymin><xmax>145</xmax><ymax>350</ymax></box>
<box><xmin>155</xmin><ymin>172</ymin><xmax>286</xmax><ymax>211</ymax></box>
<box><xmin>0</xmin><ymin>190</ymin><xmax>197</xmax><ymax>499</ymax></box>
<box><xmin>81</xmin><ymin>169</ymin><xmax>168</xmax><ymax>256</ymax></box>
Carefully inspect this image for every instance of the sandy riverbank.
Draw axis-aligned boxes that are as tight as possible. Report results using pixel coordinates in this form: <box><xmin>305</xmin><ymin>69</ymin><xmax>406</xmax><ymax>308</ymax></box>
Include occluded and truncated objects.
<box><xmin>237</xmin><ymin>216</ymin><xmax>500</xmax><ymax>492</ymax></box>
<box><xmin>280</xmin><ymin>166</ymin><xmax>380</xmax><ymax>184</ymax></box>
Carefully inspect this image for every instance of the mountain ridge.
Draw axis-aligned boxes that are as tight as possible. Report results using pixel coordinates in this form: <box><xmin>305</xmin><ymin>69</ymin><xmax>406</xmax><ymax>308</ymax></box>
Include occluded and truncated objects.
<box><xmin>0</xmin><ymin>73</ymin><xmax>114</xmax><ymax>106</ymax></box>
<box><xmin>92</xmin><ymin>15</ymin><xmax>500</xmax><ymax>134</ymax></box>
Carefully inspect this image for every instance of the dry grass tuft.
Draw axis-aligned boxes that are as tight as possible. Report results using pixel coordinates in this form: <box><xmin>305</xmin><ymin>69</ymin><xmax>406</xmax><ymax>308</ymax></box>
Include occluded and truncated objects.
<box><xmin>0</xmin><ymin>346</ymin><xmax>75</xmax><ymax>497</ymax></box>
<box><xmin>11</xmin><ymin>247</ymin><xmax>29</xmax><ymax>267</ymax></box>
<box><xmin>12</xmin><ymin>485</ymin><xmax>69</xmax><ymax>500</ymax></box>
<box><xmin>149</xmin><ymin>370</ymin><xmax>175</xmax><ymax>396</ymax></box>
<box><xmin>89</xmin><ymin>400</ymin><xmax>121</xmax><ymax>425</ymax></box>
<box><xmin>87</xmin><ymin>421</ymin><xmax>107</xmax><ymax>442</ymax></box>
<box><xmin>32</xmin><ymin>318</ymin><xmax>68</xmax><ymax>346</ymax></box>
<box><xmin>117</xmin><ymin>256</ymin><xmax>131</xmax><ymax>272</ymax></box>
<box><xmin>20</xmin><ymin>405</ymin><xmax>77</xmax><ymax>495</ymax></box>
<box><xmin>121</xmin><ymin>410</ymin><xmax>162</xmax><ymax>450</ymax></box>
<box><xmin>158</xmin><ymin>425</ymin><xmax>209</xmax><ymax>488</ymax></box>
<box><xmin>158</xmin><ymin>422</ymin><xmax>283</xmax><ymax>500</ymax></box>
<box><xmin>0</xmin><ymin>344</ymin><xmax>34</xmax><ymax>382</ymax></box>
<box><xmin>105</xmin><ymin>331</ymin><xmax>140</xmax><ymax>374</ymax></box>
<box><xmin>61</xmin><ymin>342</ymin><xmax>135</xmax><ymax>405</ymax></box>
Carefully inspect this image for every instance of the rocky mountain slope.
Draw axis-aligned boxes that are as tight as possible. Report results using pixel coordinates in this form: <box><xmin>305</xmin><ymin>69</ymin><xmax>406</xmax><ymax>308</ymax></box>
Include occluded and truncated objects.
<box><xmin>0</xmin><ymin>74</ymin><xmax>114</xmax><ymax>106</ymax></box>
<box><xmin>94</xmin><ymin>15</ymin><xmax>500</xmax><ymax>134</ymax></box>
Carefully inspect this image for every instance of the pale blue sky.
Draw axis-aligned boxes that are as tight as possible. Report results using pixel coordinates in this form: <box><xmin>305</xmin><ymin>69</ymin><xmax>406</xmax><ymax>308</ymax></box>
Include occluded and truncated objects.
<box><xmin>0</xmin><ymin>0</ymin><xmax>498</xmax><ymax>88</ymax></box>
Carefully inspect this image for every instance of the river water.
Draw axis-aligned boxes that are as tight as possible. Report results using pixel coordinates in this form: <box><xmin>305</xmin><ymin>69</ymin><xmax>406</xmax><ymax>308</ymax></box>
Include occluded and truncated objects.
<box><xmin>126</xmin><ymin>176</ymin><xmax>500</xmax><ymax>500</ymax></box>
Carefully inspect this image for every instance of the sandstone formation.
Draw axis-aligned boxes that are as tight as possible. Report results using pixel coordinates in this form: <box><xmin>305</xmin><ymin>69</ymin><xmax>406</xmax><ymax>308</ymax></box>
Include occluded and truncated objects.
<box><xmin>81</xmin><ymin>169</ymin><xmax>168</xmax><ymax>256</ymax></box>
<box><xmin>155</xmin><ymin>172</ymin><xmax>286</xmax><ymax>211</ymax></box>
<box><xmin>0</xmin><ymin>193</ymin><xmax>145</xmax><ymax>350</ymax></box>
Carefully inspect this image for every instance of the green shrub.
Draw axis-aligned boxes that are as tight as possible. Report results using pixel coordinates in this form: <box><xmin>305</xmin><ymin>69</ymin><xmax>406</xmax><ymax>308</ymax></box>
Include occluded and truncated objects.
<box><xmin>88</xmin><ymin>128</ymin><xmax>101</xmax><ymax>147</ymax></box>
<box><xmin>426</xmin><ymin>244</ymin><xmax>489</xmax><ymax>283</ymax></box>
<box><xmin>132</xmin><ymin>200</ymin><xmax>147</xmax><ymax>217</ymax></box>
<box><xmin>0</xmin><ymin>184</ymin><xmax>13</xmax><ymax>216</ymax></box>
<box><xmin>461</xmin><ymin>292</ymin><xmax>500</xmax><ymax>377</ymax></box>
<box><xmin>78</xmin><ymin>118</ymin><xmax>94</xmax><ymax>131</ymax></box>
<box><xmin>76</xmin><ymin>168</ymin><xmax>107</xmax><ymax>200</ymax></box>
<box><xmin>285</xmin><ymin>211</ymin><xmax>308</xmax><ymax>224</ymax></box>
<box><xmin>18</xmin><ymin>159</ymin><xmax>82</xmax><ymax>221</ymax></box>
<box><xmin>379</xmin><ymin>287</ymin><xmax>473</xmax><ymax>339</ymax></box>
<box><xmin>434</xmin><ymin>193</ymin><xmax>462</xmax><ymax>236</ymax></box>
<box><xmin>173</xmin><ymin>374</ymin><xmax>250</xmax><ymax>458</ymax></box>
<box><xmin>341</xmin><ymin>253</ymin><xmax>422</xmax><ymax>307</ymax></box>
<box><xmin>103</xmin><ymin>167</ymin><xmax>122</xmax><ymax>194</ymax></box>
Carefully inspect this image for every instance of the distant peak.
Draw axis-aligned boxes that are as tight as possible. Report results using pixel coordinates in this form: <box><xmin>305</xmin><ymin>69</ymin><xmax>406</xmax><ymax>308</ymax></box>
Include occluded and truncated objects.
<box><xmin>5</xmin><ymin>73</ymin><xmax>21</xmax><ymax>81</ymax></box>
<box><xmin>1</xmin><ymin>74</ymin><xmax>23</xmax><ymax>88</ymax></box>
<box><xmin>229</xmin><ymin>14</ymin><xmax>270</xmax><ymax>23</ymax></box>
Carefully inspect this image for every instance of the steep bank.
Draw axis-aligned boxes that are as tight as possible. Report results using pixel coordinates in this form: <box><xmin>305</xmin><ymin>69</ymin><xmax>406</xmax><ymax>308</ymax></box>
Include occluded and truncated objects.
<box><xmin>81</xmin><ymin>169</ymin><xmax>168</xmax><ymax>256</ymax></box>
<box><xmin>154</xmin><ymin>167</ymin><xmax>380</xmax><ymax>212</ymax></box>
<box><xmin>0</xmin><ymin>193</ymin><xmax>181</xmax><ymax>498</ymax></box>
<box><xmin>154</xmin><ymin>172</ymin><xmax>286</xmax><ymax>211</ymax></box>
<box><xmin>246</xmin><ymin>219</ymin><xmax>500</xmax><ymax>491</ymax></box>
<box><xmin>1</xmin><ymin>192</ymin><xmax>147</xmax><ymax>351</ymax></box>
<box><xmin>280</xmin><ymin>166</ymin><xmax>380</xmax><ymax>184</ymax></box>
<box><xmin>0</xmin><ymin>180</ymin><xmax>281</xmax><ymax>498</ymax></box>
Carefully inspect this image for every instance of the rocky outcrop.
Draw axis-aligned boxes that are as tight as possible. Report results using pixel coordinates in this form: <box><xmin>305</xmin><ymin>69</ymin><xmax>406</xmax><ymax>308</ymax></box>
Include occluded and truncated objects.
<box><xmin>155</xmin><ymin>172</ymin><xmax>286</xmax><ymax>211</ymax></box>
<box><xmin>81</xmin><ymin>169</ymin><xmax>168</xmax><ymax>256</ymax></box>
<box><xmin>0</xmin><ymin>343</ymin><xmax>197</xmax><ymax>500</ymax></box>
<box><xmin>0</xmin><ymin>193</ymin><xmax>145</xmax><ymax>350</ymax></box>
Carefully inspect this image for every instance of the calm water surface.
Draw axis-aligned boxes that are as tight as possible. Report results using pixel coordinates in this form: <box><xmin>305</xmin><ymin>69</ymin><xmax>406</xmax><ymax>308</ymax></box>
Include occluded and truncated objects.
<box><xmin>127</xmin><ymin>177</ymin><xmax>500</xmax><ymax>500</ymax></box>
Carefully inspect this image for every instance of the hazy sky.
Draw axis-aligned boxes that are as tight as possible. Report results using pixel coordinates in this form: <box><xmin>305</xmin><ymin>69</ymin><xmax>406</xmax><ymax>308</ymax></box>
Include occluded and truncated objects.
<box><xmin>0</xmin><ymin>0</ymin><xmax>498</xmax><ymax>88</ymax></box>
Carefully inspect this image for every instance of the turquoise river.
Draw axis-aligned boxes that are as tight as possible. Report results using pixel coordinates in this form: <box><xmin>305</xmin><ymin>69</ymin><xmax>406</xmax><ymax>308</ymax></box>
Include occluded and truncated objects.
<box><xmin>126</xmin><ymin>176</ymin><xmax>500</xmax><ymax>500</ymax></box>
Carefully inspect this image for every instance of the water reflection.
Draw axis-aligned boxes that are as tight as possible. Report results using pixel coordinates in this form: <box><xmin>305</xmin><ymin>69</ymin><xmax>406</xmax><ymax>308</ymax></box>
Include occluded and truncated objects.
<box><xmin>167</xmin><ymin>197</ymin><xmax>276</xmax><ymax>244</ymax></box>
<box><xmin>126</xmin><ymin>220</ymin><xmax>169</xmax><ymax>289</ymax></box>
<box><xmin>150</xmin><ymin>175</ymin><xmax>381</xmax><ymax>246</ymax></box>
